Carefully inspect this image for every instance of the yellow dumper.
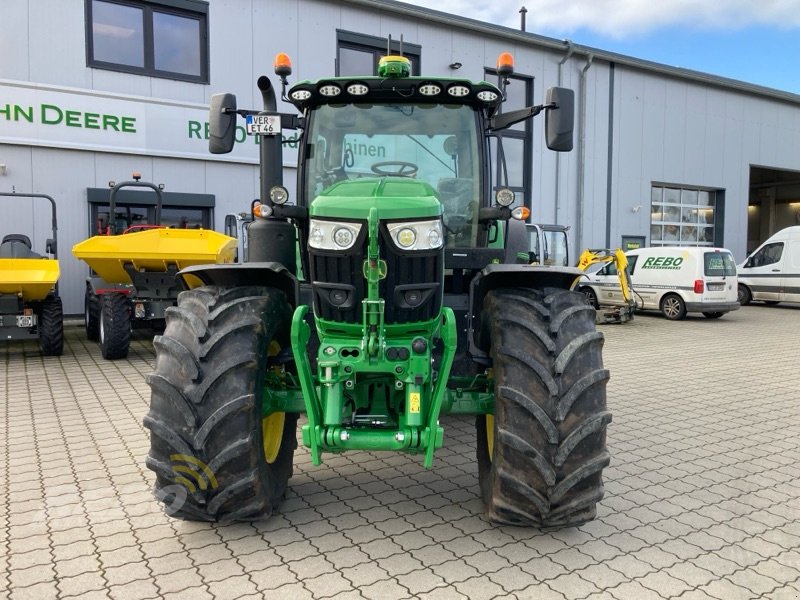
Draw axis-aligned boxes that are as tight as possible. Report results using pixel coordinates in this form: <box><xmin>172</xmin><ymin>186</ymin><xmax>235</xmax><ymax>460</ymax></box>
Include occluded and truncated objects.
<box><xmin>0</xmin><ymin>193</ymin><xmax>63</xmax><ymax>355</ymax></box>
<box><xmin>72</xmin><ymin>176</ymin><xmax>235</xmax><ymax>359</ymax></box>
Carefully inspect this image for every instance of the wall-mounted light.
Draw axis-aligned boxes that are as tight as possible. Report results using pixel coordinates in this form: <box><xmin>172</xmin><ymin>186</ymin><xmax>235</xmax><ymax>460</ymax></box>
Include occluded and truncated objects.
<box><xmin>0</xmin><ymin>164</ymin><xmax>6</xmax><ymax>176</ymax></box>
<box><xmin>631</xmin><ymin>205</ymin><xmax>641</xmax><ymax>213</ymax></box>
<box><xmin>448</xmin><ymin>62</ymin><xmax>462</xmax><ymax>70</ymax></box>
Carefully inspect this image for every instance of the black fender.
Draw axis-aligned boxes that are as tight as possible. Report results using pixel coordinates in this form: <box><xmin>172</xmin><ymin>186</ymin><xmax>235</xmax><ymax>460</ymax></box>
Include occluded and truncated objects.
<box><xmin>504</xmin><ymin>219</ymin><xmax>531</xmax><ymax>264</ymax></box>
<box><xmin>468</xmin><ymin>263</ymin><xmax>583</xmax><ymax>353</ymax></box>
<box><xmin>177</xmin><ymin>262</ymin><xmax>299</xmax><ymax>308</ymax></box>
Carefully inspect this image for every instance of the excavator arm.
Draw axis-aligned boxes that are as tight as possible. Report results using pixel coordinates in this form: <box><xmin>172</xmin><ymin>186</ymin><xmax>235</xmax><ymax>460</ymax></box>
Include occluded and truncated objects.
<box><xmin>577</xmin><ymin>248</ymin><xmax>635</xmax><ymax>322</ymax></box>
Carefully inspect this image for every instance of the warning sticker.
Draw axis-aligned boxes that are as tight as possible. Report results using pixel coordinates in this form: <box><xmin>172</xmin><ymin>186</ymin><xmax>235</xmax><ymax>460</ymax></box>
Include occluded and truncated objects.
<box><xmin>409</xmin><ymin>392</ymin><xmax>421</xmax><ymax>413</ymax></box>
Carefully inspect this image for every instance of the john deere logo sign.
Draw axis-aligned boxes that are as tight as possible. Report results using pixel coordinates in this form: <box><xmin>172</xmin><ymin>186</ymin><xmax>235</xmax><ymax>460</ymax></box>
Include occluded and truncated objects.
<box><xmin>0</xmin><ymin>79</ymin><xmax>299</xmax><ymax>164</ymax></box>
<box><xmin>642</xmin><ymin>256</ymin><xmax>684</xmax><ymax>269</ymax></box>
<box><xmin>0</xmin><ymin>103</ymin><xmax>137</xmax><ymax>132</ymax></box>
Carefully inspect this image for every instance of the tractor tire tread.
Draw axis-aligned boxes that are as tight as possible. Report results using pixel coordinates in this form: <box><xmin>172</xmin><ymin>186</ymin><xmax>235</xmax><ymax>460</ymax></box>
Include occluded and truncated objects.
<box><xmin>145</xmin><ymin>285</ymin><xmax>296</xmax><ymax>523</ymax></box>
<box><xmin>478</xmin><ymin>287</ymin><xmax>611</xmax><ymax>527</ymax></box>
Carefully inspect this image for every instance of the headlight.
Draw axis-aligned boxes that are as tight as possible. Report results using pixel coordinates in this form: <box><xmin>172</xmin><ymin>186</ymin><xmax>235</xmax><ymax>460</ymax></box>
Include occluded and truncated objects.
<box><xmin>269</xmin><ymin>185</ymin><xmax>289</xmax><ymax>205</ymax></box>
<box><xmin>308</xmin><ymin>219</ymin><xmax>362</xmax><ymax>251</ymax></box>
<box><xmin>496</xmin><ymin>188</ymin><xmax>515</xmax><ymax>207</ymax></box>
<box><xmin>387</xmin><ymin>219</ymin><xmax>443</xmax><ymax>251</ymax></box>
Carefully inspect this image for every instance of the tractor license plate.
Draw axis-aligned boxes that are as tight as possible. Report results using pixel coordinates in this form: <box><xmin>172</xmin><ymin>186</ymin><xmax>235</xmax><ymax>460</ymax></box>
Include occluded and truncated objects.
<box><xmin>16</xmin><ymin>315</ymin><xmax>34</xmax><ymax>328</ymax></box>
<box><xmin>246</xmin><ymin>114</ymin><xmax>281</xmax><ymax>136</ymax></box>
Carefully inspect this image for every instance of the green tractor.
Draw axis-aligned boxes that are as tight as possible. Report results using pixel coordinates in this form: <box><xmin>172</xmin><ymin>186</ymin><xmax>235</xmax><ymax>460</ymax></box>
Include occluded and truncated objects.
<box><xmin>145</xmin><ymin>51</ymin><xmax>611</xmax><ymax>527</ymax></box>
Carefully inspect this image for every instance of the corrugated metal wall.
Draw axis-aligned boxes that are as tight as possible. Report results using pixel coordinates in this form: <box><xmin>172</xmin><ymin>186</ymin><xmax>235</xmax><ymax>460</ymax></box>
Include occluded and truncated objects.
<box><xmin>2</xmin><ymin>0</ymin><xmax>800</xmax><ymax>313</ymax></box>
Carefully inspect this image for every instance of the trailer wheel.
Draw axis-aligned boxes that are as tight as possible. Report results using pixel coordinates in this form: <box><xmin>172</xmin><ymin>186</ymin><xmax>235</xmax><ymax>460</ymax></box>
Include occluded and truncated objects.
<box><xmin>85</xmin><ymin>285</ymin><xmax>100</xmax><ymax>341</ymax></box>
<box><xmin>99</xmin><ymin>293</ymin><xmax>131</xmax><ymax>359</ymax></box>
<box><xmin>477</xmin><ymin>287</ymin><xmax>611</xmax><ymax>527</ymax></box>
<box><xmin>38</xmin><ymin>295</ymin><xmax>64</xmax><ymax>356</ymax></box>
<box><xmin>660</xmin><ymin>294</ymin><xmax>686</xmax><ymax>320</ymax></box>
<box><xmin>144</xmin><ymin>285</ymin><xmax>297</xmax><ymax>522</ymax></box>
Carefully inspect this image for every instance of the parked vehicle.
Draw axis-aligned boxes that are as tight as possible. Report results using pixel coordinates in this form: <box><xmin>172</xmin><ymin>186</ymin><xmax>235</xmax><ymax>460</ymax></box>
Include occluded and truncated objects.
<box><xmin>579</xmin><ymin>246</ymin><xmax>739</xmax><ymax>320</ymax></box>
<box><xmin>577</xmin><ymin>248</ymin><xmax>635</xmax><ymax>323</ymax></box>
<box><xmin>73</xmin><ymin>175</ymin><xmax>236</xmax><ymax>360</ymax></box>
<box><xmin>144</xmin><ymin>50</ymin><xmax>612</xmax><ymax>528</ymax></box>
<box><xmin>737</xmin><ymin>226</ymin><xmax>800</xmax><ymax>305</ymax></box>
<box><xmin>0</xmin><ymin>192</ymin><xmax>63</xmax><ymax>355</ymax></box>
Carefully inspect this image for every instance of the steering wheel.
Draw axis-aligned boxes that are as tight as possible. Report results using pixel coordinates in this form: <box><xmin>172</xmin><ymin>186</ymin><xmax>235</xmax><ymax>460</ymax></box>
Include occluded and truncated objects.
<box><xmin>371</xmin><ymin>161</ymin><xmax>419</xmax><ymax>177</ymax></box>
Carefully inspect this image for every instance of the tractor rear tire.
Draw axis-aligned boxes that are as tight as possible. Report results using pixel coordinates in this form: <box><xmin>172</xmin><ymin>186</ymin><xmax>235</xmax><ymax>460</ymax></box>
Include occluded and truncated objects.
<box><xmin>85</xmin><ymin>285</ymin><xmax>100</xmax><ymax>341</ymax></box>
<box><xmin>39</xmin><ymin>295</ymin><xmax>64</xmax><ymax>356</ymax></box>
<box><xmin>144</xmin><ymin>285</ymin><xmax>297</xmax><ymax>522</ymax></box>
<box><xmin>477</xmin><ymin>287</ymin><xmax>611</xmax><ymax>527</ymax></box>
<box><xmin>99</xmin><ymin>293</ymin><xmax>131</xmax><ymax>359</ymax></box>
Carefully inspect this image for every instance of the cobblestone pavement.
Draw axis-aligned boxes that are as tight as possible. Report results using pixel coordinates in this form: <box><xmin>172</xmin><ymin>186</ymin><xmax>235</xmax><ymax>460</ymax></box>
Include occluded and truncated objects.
<box><xmin>2</xmin><ymin>304</ymin><xmax>799</xmax><ymax>599</ymax></box>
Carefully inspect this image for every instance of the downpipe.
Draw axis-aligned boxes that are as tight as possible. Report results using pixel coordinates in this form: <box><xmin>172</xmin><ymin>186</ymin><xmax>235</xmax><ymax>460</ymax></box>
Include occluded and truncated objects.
<box><xmin>576</xmin><ymin>54</ymin><xmax>594</xmax><ymax>251</ymax></box>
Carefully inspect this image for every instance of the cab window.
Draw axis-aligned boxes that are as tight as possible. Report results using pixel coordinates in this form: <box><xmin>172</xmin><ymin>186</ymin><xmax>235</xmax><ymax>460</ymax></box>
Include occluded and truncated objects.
<box><xmin>626</xmin><ymin>254</ymin><xmax>638</xmax><ymax>275</ymax></box>
<box><xmin>748</xmin><ymin>242</ymin><xmax>783</xmax><ymax>267</ymax></box>
<box><xmin>304</xmin><ymin>103</ymin><xmax>481</xmax><ymax>247</ymax></box>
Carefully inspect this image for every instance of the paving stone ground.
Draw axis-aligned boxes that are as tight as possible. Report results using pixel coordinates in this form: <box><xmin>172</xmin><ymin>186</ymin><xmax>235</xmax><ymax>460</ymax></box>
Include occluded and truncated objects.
<box><xmin>1</xmin><ymin>304</ymin><xmax>799</xmax><ymax>599</ymax></box>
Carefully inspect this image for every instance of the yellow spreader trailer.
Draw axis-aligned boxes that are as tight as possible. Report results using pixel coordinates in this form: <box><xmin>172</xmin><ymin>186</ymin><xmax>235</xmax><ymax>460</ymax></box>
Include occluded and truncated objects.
<box><xmin>0</xmin><ymin>192</ymin><xmax>63</xmax><ymax>355</ymax></box>
<box><xmin>72</xmin><ymin>176</ymin><xmax>236</xmax><ymax>359</ymax></box>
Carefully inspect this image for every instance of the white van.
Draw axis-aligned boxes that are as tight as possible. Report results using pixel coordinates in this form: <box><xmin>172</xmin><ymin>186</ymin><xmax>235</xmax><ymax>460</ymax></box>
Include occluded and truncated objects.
<box><xmin>578</xmin><ymin>247</ymin><xmax>739</xmax><ymax>320</ymax></box>
<box><xmin>737</xmin><ymin>226</ymin><xmax>800</xmax><ymax>306</ymax></box>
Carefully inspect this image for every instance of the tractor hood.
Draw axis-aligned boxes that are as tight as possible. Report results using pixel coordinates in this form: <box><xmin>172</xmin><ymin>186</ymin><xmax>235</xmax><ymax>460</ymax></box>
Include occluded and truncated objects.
<box><xmin>310</xmin><ymin>178</ymin><xmax>442</xmax><ymax>221</ymax></box>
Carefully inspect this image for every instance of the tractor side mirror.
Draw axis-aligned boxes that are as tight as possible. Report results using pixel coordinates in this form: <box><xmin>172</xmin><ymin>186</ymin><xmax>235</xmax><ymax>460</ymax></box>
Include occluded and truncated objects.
<box><xmin>545</xmin><ymin>87</ymin><xmax>574</xmax><ymax>152</ymax></box>
<box><xmin>209</xmin><ymin>93</ymin><xmax>238</xmax><ymax>154</ymax></box>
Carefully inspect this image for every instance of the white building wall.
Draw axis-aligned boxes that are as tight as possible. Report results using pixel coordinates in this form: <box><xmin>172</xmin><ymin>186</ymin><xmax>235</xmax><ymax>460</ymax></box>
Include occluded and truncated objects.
<box><xmin>2</xmin><ymin>0</ymin><xmax>800</xmax><ymax>314</ymax></box>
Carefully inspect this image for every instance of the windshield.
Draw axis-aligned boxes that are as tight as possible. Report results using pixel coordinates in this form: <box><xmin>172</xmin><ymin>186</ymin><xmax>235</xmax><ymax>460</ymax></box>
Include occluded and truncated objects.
<box><xmin>304</xmin><ymin>103</ymin><xmax>482</xmax><ymax>246</ymax></box>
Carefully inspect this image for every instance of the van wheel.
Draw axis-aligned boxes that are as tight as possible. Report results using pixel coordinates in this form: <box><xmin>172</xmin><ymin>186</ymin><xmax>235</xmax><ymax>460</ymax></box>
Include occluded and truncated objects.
<box><xmin>660</xmin><ymin>294</ymin><xmax>686</xmax><ymax>320</ymax></box>
<box><xmin>737</xmin><ymin>284</ymin><xmax>752</xmax><ymax>305</ymax></box>
<box><xmin>579</xmin><ymin>286</ymin><xmax>599</xmax><ymax>309</ymax></box>
<box><xmin>702</xmin><ymin>312</ymin><xmax>724</xmax><ymax>319</ymax></box>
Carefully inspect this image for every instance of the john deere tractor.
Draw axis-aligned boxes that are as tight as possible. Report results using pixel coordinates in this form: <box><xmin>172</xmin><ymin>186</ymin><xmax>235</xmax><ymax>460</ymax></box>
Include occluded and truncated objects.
<box><xmin>145</xmin><ymin>51</ymin><xmax>611</xmax><ymax>527</ymax></box>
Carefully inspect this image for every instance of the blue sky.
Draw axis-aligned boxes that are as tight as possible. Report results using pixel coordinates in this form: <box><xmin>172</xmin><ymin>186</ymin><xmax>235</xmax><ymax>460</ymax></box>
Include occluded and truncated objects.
<box><xmin>397</xmin><ymin>0</ymin><xmax>800</xmax><ymax>95</ymax></box>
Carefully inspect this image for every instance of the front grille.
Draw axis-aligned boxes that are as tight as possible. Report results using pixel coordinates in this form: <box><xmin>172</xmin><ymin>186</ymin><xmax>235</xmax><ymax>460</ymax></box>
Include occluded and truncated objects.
<box><xmin>310</xmin><ymin>223</ymin><xmax>443</xmax><ymax>325</ymax></box>
<box><xmin>379</xmin><ymin>227</ymin><xmax>443</xmax><ymax>325</ymax></box>
<box><xmin>310</xmin><ymin>246</ymin><xmax>365</xmax><ymax>323</ymax></box>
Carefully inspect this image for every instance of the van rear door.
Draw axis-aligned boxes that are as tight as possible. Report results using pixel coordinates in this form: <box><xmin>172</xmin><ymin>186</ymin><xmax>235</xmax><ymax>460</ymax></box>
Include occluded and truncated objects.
<box><xmin>703</xmin><ymin>251</ymin><xmax>737</xmax><ymax>302</ymax></box>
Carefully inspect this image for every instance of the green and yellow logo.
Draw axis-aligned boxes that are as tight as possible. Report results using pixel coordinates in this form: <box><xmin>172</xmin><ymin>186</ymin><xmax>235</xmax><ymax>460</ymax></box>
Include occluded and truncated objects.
<box><xmin>642</xmin><ymin>256</ymin><xmax>684</xmax><ymax>270</ymax></box>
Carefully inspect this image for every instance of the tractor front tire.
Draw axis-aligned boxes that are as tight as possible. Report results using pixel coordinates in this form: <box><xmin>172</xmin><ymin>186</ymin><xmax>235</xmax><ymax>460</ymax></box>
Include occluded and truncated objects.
<box><xmin>85</xmin><ymin>285</ymin><xmax>100</xmax><ymax>341</ymax></box>
<box><xmin>99</xmin><ymin>293</ymin><xmax>131</xmax><ymax>359</ymax></box>
<box><xmin>39</xmin><ymin>295</ymin><xmax>64</xmax><ymax>356</ymax></box>
<box><xmin>477</xmin><ymin>287</ymin><xmax>611</xmax><ymax>527</ymax></box>
<box><xmin>144</xmin><ymin>285</ymin><xmax>297</xmax><ymax>522</ymax></box>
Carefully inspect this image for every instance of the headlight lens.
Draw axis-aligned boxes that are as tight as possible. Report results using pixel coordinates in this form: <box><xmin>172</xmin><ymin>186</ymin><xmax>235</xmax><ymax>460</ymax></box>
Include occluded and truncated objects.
<box><xmin>269</xmin><ymin>185</ymin><xmax>289</xmax><ymax>205</ymax></box>
<box><xmin>387</xmin><ymin>219</ymin><xmax>443</xmax><ymax>251</ymax></box>
<box><xmin>496</xmin><ymin>188</ymin><xmax>515</xmax><ymax>206</ymax></box>
<box><xmin>308</xmin><ymin>219</ymin><xmax>362</xmax><ymax>250</ymax></box>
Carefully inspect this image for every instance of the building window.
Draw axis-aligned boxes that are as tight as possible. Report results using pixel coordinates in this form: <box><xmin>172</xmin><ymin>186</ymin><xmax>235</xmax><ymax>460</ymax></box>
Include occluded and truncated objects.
<box><xmin>86</xmin><ymin>0</ymin><xmax>209</xmax><ymax>83</ymax></box>
<box><xmin>487</xmin><ymin>70</ymin><xmax>533</xmax><ymax>210</ymax></box>
<box><xmin>337</xmin><ymin>30</ymin><xmax>421</xmax><ymax>76</ymax></box>
<box><xmin>650</xmin><ymin>185</ymin><xmax>722</xmax><ymax>247</ymax></box>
